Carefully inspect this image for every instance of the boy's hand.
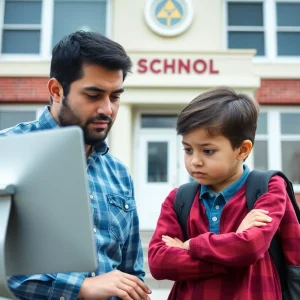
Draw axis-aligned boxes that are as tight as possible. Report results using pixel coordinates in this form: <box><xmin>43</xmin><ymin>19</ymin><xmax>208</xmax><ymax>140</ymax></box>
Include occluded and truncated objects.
<box><xmin>162</xmin><ymin>235</ymin><xmax>190</xmax><ymax>250</ymax></box>
<box><xmin>236</xmin><ymin>209</ymin><xmax>272</xmax><ymax>233</ymax></box>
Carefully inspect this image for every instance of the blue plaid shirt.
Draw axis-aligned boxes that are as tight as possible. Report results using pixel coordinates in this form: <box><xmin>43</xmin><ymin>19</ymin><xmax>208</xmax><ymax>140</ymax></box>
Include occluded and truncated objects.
<box><xmin>200</xmin><ymin>165</ymin><xmax>250</xmax><ymax>234</ymax></box>
<box><xmin>0</xmin><ymin>106</ymin><xmax>145</xmax><ymax>300</ymax></box>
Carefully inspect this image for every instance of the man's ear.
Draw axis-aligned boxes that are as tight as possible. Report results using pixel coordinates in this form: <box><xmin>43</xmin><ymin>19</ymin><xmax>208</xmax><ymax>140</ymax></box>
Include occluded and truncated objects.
<box><xmin>47</xmin><ymin>78</ymin><xmax>64</xmax><ymax>104</ymax></box>
<box><xmin>237</xmin><ymin>140</ymin><xmax>253</xmax><ymax>161</ymax></box>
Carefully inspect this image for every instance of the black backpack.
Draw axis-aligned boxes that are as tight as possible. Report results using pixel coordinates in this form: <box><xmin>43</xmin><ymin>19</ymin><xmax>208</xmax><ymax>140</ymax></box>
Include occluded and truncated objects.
<box><xmin>174</xmin><ymin>170</ymin><xmax>300</xmax><ymax>300</ymax></box>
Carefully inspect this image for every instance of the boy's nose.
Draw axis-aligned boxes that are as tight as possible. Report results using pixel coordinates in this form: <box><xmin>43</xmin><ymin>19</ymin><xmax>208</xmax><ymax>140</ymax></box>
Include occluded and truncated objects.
<box><xmin>191</xmin><ymin>156</ymin><xmax>204</xmax><ymax>167</ymax></box>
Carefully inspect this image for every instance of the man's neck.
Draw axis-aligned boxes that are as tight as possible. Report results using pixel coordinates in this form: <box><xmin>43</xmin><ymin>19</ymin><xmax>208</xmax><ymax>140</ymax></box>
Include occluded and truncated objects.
<box><xmin>85</xmin><ymin>145</ymin><xmax>93</xmax><ymax>159</ymax></box>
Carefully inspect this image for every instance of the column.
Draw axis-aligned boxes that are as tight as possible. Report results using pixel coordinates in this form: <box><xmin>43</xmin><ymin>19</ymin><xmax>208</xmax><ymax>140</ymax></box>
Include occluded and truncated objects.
<box><xmin>109</xmin><ymin>103</ymin><xmax>133</xmax><ymax>172</ymax></box>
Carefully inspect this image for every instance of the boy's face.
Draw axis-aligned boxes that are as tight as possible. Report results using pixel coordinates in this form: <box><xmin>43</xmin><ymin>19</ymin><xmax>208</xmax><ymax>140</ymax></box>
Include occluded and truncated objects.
<box><xmin>182</xmin><ymin>128</ymin><xmax>247</xmax><ymax>193</ymax></box>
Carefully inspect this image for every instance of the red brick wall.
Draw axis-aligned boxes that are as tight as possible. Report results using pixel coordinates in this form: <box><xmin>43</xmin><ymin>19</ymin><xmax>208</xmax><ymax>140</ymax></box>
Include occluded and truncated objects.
<box><xmin>1</xmin><ymin>77</ymin><xmax>300</xmax><ymax>105</ymax></box>
<box><xmin>0</xmin><ymin>77</ymin><xmax>49</xmax><ymax>103</ymax></box>
<box><xmin>256</xmin><ymin>79</ymin><xmax>300</xmax><ymax>105</ymax></box>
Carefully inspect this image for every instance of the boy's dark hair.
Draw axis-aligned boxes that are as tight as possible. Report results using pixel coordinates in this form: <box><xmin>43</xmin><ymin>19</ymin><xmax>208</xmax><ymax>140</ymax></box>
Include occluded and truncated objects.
<box><xmin>49</xmin><ymin>31</ymin><xmax>132</xmax><ymax>105</ymax></box>
<box><xmin>177</xmin><ymin>87</ymin><xmax>259</xmax><ymax>149</ymax></box>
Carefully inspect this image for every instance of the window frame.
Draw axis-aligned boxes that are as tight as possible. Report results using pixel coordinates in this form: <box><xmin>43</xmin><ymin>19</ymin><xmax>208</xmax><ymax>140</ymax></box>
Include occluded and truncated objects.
<box><xmin>253</xmin><ymin>106</ymin><xmax>300</xmax><ymax>192</ymax></box>
<box><xmin>224</xmin><ymin>0</ymin><xmax>300</xmax><ymax>63</ymax></box>
<box><xmin>0</xmin><ymin>104</ymin><xmax>45</xmax><ymax>129</ymax></box>
<box><xmin>0</xmin><ymin>0</ymin><xmax>111</xmax><ymax>61</ymax></box>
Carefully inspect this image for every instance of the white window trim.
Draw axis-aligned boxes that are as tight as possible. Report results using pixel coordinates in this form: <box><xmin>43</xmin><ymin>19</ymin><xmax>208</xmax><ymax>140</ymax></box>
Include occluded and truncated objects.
<box><xmin>258</xmin><ymin>106</ymin><xmax>300</xmax><ymax>192</ymax></box>
<box><xmin>0</xmin><ymin>104</ymin><xmax>45</xmax><ymax>118</ymax></box>
<box><xmin>0</xmin><ymin>0</ymin><xmax>111</xmax><ymax>61</ymax></box>
<box><xmin>225</xmin><ymin>0</ymin><xmax>300</xmax><ymax>63</ymax></box>
<box><xmin>135</xmin><ymin>108</ymin><xmax>300</xmax><ymax>192</ymax></box>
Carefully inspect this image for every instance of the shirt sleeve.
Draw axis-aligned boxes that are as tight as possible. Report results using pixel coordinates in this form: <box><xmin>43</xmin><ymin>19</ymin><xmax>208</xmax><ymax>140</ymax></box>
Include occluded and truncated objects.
<box><xmin>8</xmin><ymin>273</ymin><xmax>85</xmax><ymax>300</ymax></box>
<box><xmin>118</xmin><ymin>176</ymin><xmax>145</xmax><ymax>281</ymax></box>
<box><xmin>189</xmin><ymin>175</ymin><xmax>287</xmax><ymax>267</ymax></box>
<box><xmin>148</xmin><ymin>188</ymin><xmax>227</xmax><ymax>282</ymax></box>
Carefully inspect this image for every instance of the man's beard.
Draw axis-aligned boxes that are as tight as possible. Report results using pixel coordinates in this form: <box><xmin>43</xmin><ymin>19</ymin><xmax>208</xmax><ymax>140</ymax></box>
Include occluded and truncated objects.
<box><xmin>57</xmin><ymin>97</ymin><xmax>113</xmax><ymax>145</ymax></box>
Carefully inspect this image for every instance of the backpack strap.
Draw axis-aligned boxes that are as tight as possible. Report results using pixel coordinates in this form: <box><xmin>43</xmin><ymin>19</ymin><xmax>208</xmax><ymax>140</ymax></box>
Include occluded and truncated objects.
<box><xmin>174</xmin><ymin>181</ymin><xmax>200</xmax><ymax>241</ymax></box>
<box><xmin>245</xmin><ymin>170</ymin><xmax>299</xmax><ymax>295</ymax></box>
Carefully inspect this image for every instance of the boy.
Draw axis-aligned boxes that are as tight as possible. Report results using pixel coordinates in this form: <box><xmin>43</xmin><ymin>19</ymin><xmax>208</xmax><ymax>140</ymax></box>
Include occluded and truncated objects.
<box><xmin>148</xmin><ymin>87</ymin><xmax>300</xmax><ymax>300</ymax></box>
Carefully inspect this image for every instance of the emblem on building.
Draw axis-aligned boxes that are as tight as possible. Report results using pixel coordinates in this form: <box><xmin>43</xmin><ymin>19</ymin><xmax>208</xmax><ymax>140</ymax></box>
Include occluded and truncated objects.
<box><xmin>144</xmin><ymin>0</ymin><xmax>193</xmax><ymax>37</ymax></box>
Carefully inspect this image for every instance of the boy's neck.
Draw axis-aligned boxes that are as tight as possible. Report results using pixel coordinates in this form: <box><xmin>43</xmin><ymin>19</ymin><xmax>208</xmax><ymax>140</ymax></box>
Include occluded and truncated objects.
<box><xmin>209</xmin><ymin>165</ymin><xmax>244</xmax><ymax>194</ymax></box>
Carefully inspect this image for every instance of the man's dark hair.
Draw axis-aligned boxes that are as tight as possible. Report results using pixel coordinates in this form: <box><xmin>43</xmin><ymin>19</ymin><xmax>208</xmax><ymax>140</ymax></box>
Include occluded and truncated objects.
<box><xmin>49</xmin><ymin>31</ymin><xmax>132</xmax><ymax>105</ymax></box>
<box><xmin>177</xmin><ymin>87</ymin><xmax>259</xmax><ymax>149</ymax></box>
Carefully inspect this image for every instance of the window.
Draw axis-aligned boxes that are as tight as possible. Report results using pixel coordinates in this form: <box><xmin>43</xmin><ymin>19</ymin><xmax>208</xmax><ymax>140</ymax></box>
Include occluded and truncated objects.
<box><xmin>226</xmin><ymin>0</ymin><xmax>300</xmax><ymax>59</ymax></box>
<box><xmin>141</xmin><ymin>114</ymin><xmax>177</xmax><ymax>129</ymax></box>
<box><xmin>227</xmin><ymin>1</ymin><xmax>265</xmax><ymax>56</ymax></box>
<box><xmin>0</xmin><ymin>106</ymin><xmax>43</xmax><ymax>130</ymax></box>
<box><xmin>0</xmin><ymin>0</ymin><xmax>108</xmax><ymax>56</ymax></box>
<box><xmin>1</xmin><ymin>0</ymin><xmax>42</xmax><ymax>54</ymax></box>
<box><xmin>253</xmin><ymin>109</ymin><xmax>300</xmax><ymax>190</ymax></box>
<box><xmin>276</xmin><ymin>2</ymin><xmax>300</xmax><ymax>56</ymax></box>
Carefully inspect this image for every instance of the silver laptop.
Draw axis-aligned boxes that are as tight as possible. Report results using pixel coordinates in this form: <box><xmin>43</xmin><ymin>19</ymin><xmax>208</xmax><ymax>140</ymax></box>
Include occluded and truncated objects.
<box><xmin>0</xmin><ymin>127</ymin><xmax>97</xmax><ymax>299</ymax></box>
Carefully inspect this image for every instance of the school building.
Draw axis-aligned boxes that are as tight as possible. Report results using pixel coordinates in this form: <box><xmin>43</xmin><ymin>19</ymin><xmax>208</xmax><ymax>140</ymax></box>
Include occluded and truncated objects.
<box><xmin>0</xmin><ymin>0</ymin><xmax>300</xmax><ymax>294</ymax></box>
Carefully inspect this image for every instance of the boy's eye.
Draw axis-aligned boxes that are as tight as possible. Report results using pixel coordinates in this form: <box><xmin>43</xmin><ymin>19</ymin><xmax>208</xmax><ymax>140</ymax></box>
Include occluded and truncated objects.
<box><xmin>203</xmin><ymin>149</ymin><xmax>215</xmax><ymax>155</ymax></box>
<box><xmin>183</xmin><ymin>148</ymin><xmax>193</xmax><ymax>154</ymax></box>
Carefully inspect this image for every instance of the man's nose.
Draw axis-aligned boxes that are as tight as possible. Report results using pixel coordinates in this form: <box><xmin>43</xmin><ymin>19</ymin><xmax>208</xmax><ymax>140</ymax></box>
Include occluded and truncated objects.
<box><xmin>96</xmin><ymin>97</ymin><xmax>112</xmax><ymax>116</ymax></box>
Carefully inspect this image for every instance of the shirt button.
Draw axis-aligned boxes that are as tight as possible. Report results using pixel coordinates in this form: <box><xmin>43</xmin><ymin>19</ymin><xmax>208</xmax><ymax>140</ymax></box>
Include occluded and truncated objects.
<box><xmin>60</xmin><ymin>297</ymin><xmax>65</xmax><ymax>300</ymax></box>
<box><xmin>91</xmin><ymin>272</ymin><xmax>96</xmax><ymax>277</ymax></box>
<box><xmin>124</xmin><ymin>204</ymin><xmax>129</xmax><ymax>210</ymax></box>
<box><xmin>212</xmin><ymin>216</ymin><xmax>218</xmax><ymax>222</ymax></box>
<box><xmin>215</xmin><ymin>205</ymin><xmax>220</xmax><ymax>210</ymax></box>
<box><xmin>90</xmin><ymin>195</ymin><xmax>94</xmax><ymax>199</ymax></box>
<box><xmin>93</xmin><ymin>227</ymin><xmax>96</xmax><ymax>233</ymax></box>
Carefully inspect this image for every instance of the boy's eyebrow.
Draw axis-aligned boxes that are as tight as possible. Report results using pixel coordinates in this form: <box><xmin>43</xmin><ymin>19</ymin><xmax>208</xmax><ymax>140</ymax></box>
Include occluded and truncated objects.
<box><xmin>182</xmin><ymin>141</ymin><xmax>215</xmax><ymax>147</ymax></box>
<box><xmin>83</xmin><ymin>87</ymin><xmax>125</xmax><ymax>93</ymax></box>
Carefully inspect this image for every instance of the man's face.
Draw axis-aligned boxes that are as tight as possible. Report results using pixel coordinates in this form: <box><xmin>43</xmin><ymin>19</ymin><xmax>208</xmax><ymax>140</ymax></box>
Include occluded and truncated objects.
<box><xmin>57</xmin><ymin>64</ymin><xmax>124</xmax><ymax>145</ymax></box>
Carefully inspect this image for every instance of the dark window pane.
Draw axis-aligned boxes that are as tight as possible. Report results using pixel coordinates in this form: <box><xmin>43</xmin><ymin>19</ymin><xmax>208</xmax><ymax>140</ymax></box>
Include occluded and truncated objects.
<box><xmin>141</xmin><ymin>115</ymin><xmax>177</xmax><ymax>128</ymax></box>
<box><xmin>147</xmin><ymin>142</ymin><xmax>168</xmax><ymax>183</ymax></box>
<box><xmin>277</xmin><ymin>3</ymin><xmax>300</xmax><ymax>26</ymax></box>
<box><xmin>282</xmin><ymin>141</ymin><xmax>300</xmax><ymax>184</ymax></box>
<box><xmin>4</xmin><ymin>0</ymin><xmax>42</xmax><ymax>24</ymax></box>
<box><xmin>52</xmin><ymin>1</ymin><xmax>106</xmax><ymax>47</ymax></box>
<box><xmin>2</xmin><ymin>30</ymin><xmax>40</xmax><ymax>54</ymax></box>
<box><xmin>228</xmin><ymin>2</ymin><xmax>263</xmax><ymax>26</ymax></box>
<box><xmin>277</xmin><ymin>32</ymin><xmax>300</xmax><ymax>56</ymax></box>
<box><xmin>257</xmin><ymin>113</ymin><xmax>267</xmax><ymax>134</ymax></box>
<box><xmin>254</xmin><ymin>141</ymin><xmax>268</xmax><ymax>171</ymax></box>
<box><xmin>228</xmin><ymin>31</ymin><xmax>265</xmax><ymax>56</ymax></box>
<box><xmin>0</xmin><ymin>111</ymin><xmax>36</xmax><ymax>130</ymax></box>
<box><xmin>281</xmin><ymin>113</ymin><xmax>300</xmax><ymax>134</ymax></box>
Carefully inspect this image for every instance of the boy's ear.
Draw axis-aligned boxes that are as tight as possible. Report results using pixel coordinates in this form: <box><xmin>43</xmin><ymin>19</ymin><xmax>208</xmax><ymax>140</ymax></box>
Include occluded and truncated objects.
<box><xmin>47</xmin><ymin>78</ymin><xmax>64</xmax><ymax>104</ymax></box>
<box><xmin>237</xmin><ymin>140</ymin><xmax>253</xmax><ymax>161</ymax></box>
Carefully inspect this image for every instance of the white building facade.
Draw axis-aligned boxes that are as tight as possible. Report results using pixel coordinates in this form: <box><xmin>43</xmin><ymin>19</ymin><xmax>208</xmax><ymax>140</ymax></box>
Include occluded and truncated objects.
<box><xmin>0</xmin><ymin>0</ymin><xmax>300</xmax><ymax>233</ymax></box>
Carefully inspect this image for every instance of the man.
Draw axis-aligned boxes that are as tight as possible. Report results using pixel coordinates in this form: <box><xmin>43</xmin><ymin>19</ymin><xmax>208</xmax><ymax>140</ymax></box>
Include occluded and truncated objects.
<box><xmin>1</xmin><ymin>31</ymin><xmax>151</xmax><ymax>300</ymax></box>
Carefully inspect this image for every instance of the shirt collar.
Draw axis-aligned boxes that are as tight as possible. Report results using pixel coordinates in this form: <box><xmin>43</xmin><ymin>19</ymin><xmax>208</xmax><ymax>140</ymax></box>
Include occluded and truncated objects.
<box><xmin>38</xmin><ymin>106</ymin><xmax>109</xmax><ymax>155</ymax></box>
<box><xmin>200</xmin><ymin>165</ymin><xmax>250</xmax><ymax>202</ymax></box>
<box><xmin>38</xmin><ymin>106</ymin><xmax>60</xmax><ymax>130</ymax></box>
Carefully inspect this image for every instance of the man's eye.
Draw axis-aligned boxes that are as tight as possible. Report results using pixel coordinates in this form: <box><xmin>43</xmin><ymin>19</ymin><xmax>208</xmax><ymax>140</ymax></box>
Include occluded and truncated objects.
<box><xmin>203</xmin><ymin>149</ymin><xmax>215</xmax><ymax>155</ymax></box>
<box><xmin>111</xmin><ymin>95</ymin><xmax>120</xmax><ymax>101</ymax></box>
<box><xmin>86</xmin><ymin>94</ymin><xmax>99</xmax><ymax>99</ymax></box>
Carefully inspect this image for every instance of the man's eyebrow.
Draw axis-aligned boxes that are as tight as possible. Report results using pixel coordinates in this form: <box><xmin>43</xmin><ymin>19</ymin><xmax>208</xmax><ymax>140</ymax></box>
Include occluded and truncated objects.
<box><xmin>83</xmin><ymin>87</ymin><xmax>125</xmax><ymax>93</ymax></box>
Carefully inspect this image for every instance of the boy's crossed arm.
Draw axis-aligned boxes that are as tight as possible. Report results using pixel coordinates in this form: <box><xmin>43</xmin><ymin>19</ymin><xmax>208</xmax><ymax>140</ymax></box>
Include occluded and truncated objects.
<box><xmin>162</xmin><ymin>208</ymin><xmax>272</xmax><ymax>249</ymax></box>
<box><xmin>148</xmin><ymin>189</ymin><xmax>227</xmax><ymax>282</ymax></box>
<box><xmin>163</xmin><ymin>176</ymin><xmax>286</xmax><ymax>267</ymax></box>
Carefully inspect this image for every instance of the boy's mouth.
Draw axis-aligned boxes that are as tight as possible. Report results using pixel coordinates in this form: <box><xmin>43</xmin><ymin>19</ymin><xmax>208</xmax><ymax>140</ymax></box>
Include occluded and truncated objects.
<box><xmin>193</xmin><ymin>171</ymin><xmax>206</xmax><ymax>177</ymax></box>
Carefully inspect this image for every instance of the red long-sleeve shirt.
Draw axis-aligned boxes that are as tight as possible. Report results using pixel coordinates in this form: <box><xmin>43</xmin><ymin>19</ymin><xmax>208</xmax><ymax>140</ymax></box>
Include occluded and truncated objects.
<box><xmin>148</xmin><ymin>176</ymin><xmax>300</xmax><ymax>300</ymax></box>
